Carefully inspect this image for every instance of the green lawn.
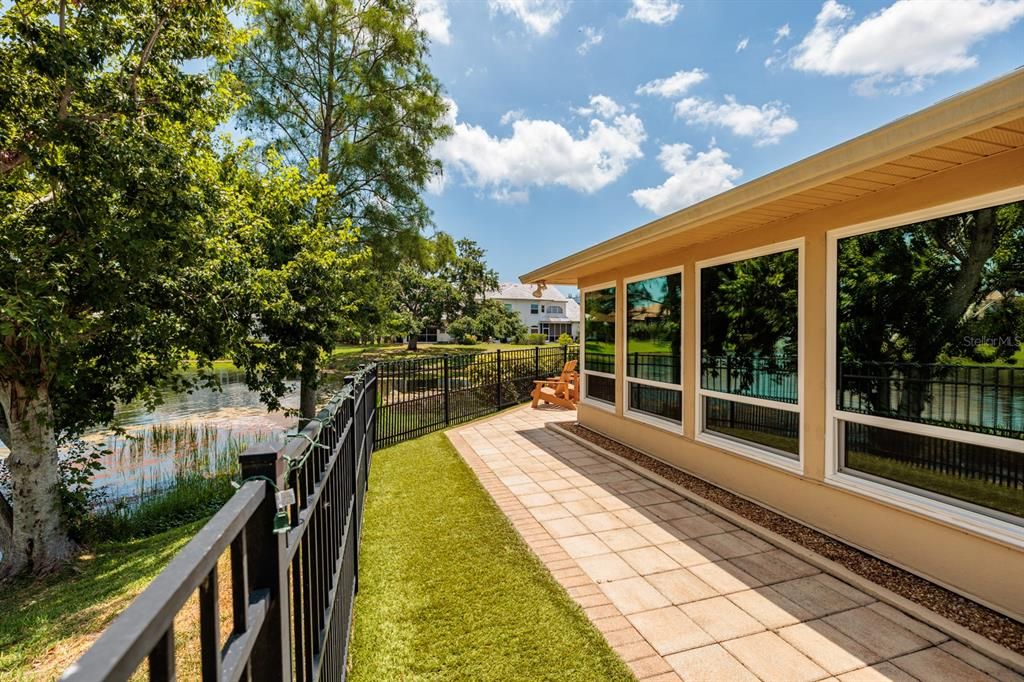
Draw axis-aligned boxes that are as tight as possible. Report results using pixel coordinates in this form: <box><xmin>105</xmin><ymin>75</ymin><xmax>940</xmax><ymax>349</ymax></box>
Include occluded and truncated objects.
<box><xmin>0</xmin><ymin>522</ymin><xmax>204</xmax><ymax>680</ymax></box>
<box><xmin>348</xmin><ymin>430</ymin><xmax>635</xmax><ymax>682</ymax></box>
<box><xmin>846</xmin><ymin>451</ymin><xmax>1024</xmax><ymax>517</ymax></box>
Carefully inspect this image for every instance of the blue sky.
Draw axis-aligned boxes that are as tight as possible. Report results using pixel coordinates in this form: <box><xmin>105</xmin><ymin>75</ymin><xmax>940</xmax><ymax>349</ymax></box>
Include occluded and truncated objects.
<box><xmin>415</xmin><ymin>0</ymin><xmax>1024</xmax><ymax>287</ymax></box>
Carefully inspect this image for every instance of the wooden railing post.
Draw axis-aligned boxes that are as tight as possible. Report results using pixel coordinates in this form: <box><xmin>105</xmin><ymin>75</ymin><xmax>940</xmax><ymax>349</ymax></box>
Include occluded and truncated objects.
<box><xmin>239</xmin><ymin>444</ymin><xmax>291</xmax><ymax>682</ymax></box>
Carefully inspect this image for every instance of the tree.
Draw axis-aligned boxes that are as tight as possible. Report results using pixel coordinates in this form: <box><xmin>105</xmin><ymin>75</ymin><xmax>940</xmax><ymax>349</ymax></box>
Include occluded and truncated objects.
<box><xmin>218</xmin><ymin>147</ymin><xmax>369</xmax><ymax>417</ymax></box>
<box><xmin>230</xmin><ymin>0</ymin><xmax>451</xmax><ymax>417</ymax></box>
<box><xmin>441</xmin><ymin>238</ymin><xmax>498</xmax><ymax>319</ymax></box>
<box><xmin>837</xmin><ymin>202</ymin><xmax>1024</xmax><ymax>416</ymax></box>
<box><xmin>0</xmin><ymin>0</ymin><xmax>245</xmax><ymax>576</ymax></box>
<box><xmin>473</xmin><ymin>299</ymin><xmax>527</xmax><ymax>342</ymax></box>
<box><xmin>392</xmin><ymin>261</ymin><xmax>452</xmax><ymax>351</ymax></box>
<box><xmin>390</xmin><ymin>235</ymin><xmax>502</xmax><ymax>349</ymax></box>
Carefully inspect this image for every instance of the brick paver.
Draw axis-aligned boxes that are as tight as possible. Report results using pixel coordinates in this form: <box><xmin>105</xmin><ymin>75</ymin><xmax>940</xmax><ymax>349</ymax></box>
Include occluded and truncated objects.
<box><xmin>447</xmin><ymin>406</ymin><xmax>1021</xmax><ymax>682</ymax></box>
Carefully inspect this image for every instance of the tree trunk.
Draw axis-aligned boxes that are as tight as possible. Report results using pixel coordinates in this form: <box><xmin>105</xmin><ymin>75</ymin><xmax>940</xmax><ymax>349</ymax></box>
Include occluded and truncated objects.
<box><xmin>0</xmin><ymin>381</ymin><xmax>75</xmax><ymax>578</ymax></box>
<box><xmin>299</xmin><ymin>353</ymin><xmax>318</xmax><ymax>425</ymax></box>
<box><xmin>407</xmin><ymin>336</ymin><xmax>418</xmax><ymax>351</ymax></box>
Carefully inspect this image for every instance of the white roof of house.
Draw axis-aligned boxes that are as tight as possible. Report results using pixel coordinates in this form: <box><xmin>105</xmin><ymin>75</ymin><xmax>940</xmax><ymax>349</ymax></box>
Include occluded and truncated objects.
<box><xmin>487</xmin><ymin>282</ymin><xmax>571</xmax><ymax>302</ymax></box>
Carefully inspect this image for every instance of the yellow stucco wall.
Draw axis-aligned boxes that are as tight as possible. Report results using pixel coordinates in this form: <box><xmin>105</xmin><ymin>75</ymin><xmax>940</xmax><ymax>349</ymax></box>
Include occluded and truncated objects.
<box><xmin>577</xmin><ymin>148</ymin><xmax>1024</xmax><ymax>618</ymax></box>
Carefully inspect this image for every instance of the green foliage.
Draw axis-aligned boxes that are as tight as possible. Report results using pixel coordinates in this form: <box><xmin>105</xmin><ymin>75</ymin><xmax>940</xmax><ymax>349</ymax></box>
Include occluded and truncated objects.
<box><xmin>523</xmin><ymin>333</ymin><xmax>548</xmax><ymax>346</ymax></box>
<box><xmin>391</xmin><ymin>235</ymin><xmax>501</xmax><ymax>344</ymax></box>
<box><xmin>473</xmin><ymin>298</ymin><xmax>527</xmax><ymax>342</ymax></box>
<box><xmin>557</xmin><ymin>333</ymin><xmax>575</xmax><ymax>346</ymax></box>
<box><xmin>445</xmin><ymin>317</ymin><xmax>478</xmax><ymax>344</ymax></box>
<box><xmin>0</xmin><ymin>0</ymin><xmax>251</xmax><ymax>573</ymax></box>
<box><xmin>218</xmin><ymin>147</ymin><xmax>369</xmax><ymax>412</ymax></box>
<box><xmin>0</xmin><ymin>0</ymin><xmax>248</xmax><ymax>435</ymax></box>
<box><xmin>838</xmin><ymin>202</ymin><xmax>1023</xmax><ymax>366</ymax></box>
<box><xmin>701</xmin><ymin>250</ymin><xmax>799</xmax><ymax>360</ymax></box>
<box><xmin>230</xmin><ymin>0</ymin><xmax>450</xmax><ymax>266</ymax></box>
<box><xmin>89</xmin><ymin>475</ymin><xmax>236</xmax><ymax>541</ymax></box>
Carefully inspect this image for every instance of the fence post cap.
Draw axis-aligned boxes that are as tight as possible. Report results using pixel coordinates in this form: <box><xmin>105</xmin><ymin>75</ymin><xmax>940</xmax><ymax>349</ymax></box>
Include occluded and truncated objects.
<box><xmin>239</xmin><ymin>441</ymin><xmax>279</xmax><ymax>464</ymax></box>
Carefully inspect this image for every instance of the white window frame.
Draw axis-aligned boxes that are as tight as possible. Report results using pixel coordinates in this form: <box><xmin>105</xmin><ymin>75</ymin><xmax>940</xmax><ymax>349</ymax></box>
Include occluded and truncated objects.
<box><xmin>580</xmin><ymin>281</ymin><xmax>617</xmax><ymax>413</ymax></box>
<box><xmin>825</xmin><ymin>187</ymin><xmax>1024</xmax><ymax>548</ymax></box>
<box><xmin>622</xmin><ymin>267</ymin><xmax>685</xmax><ymax>433</ymax></box>
<box><xmin>695</xmin><ymin>238</ymin><xmax>805</xmax><ymax>474</ymax></box>
<box><xmin>530</xmin><ymin>303</ymin><xmax>539</xmax><ymax>315</ymax></box>
<box><xmin>548</xmin><ymin>305</ymin><xmax>563</xmax><ymax>314</ymax></box>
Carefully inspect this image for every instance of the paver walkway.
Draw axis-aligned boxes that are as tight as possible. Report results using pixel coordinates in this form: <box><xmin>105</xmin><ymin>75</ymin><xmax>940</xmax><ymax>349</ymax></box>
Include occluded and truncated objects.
<box><xmin>447</xmin><ymin>406</ymin><xmax>1021</xmax><ymax>682</ymax></box>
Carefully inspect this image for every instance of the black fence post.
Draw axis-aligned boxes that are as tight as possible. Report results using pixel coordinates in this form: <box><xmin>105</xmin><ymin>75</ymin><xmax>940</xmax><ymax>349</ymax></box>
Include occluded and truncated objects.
<box><xmin>238</xmin><ymin>444</ymin><xmax>291</xmax><ymax>682</ymax></box>
<box><xmin>443</xmin><ymin>354</ymin><xmax>450</xmax><ymax>426</ymax></box>
<box><xmin>563</xmin><ymin>343</ymin><xmax>568</xmax><ymax>368</ymax></box>
<box><xmin>535</xmin><ymin>345</ymin><xmax>540</xmax><ymax>380</ymax></box>
<box><xmin>496</xmin><ymin>348</ymin><xmax>502</xmax><ymax>409</ymax></box>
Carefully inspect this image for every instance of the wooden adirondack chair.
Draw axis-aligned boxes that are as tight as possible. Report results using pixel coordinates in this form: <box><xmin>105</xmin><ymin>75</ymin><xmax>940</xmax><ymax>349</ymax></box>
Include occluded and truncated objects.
<box><xmin>531</xmin><ymin>359</ymin><xmax>579</xmax><ymax>410</ymax></box>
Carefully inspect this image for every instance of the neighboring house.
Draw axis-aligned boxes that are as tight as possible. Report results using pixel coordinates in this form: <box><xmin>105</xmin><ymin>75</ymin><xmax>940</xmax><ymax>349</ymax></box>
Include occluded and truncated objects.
<box><xmin>520</xmin><ymin>71</ymin><xmax>1024</xmax><ymax>618</ymax></box>
<box><xmin>486</xmin><ymin>282</ymin><xmax>580</xmax><ymax>342</ymax></box>
<box><xmin>406</xmin><ymin>284</ymin><xmax>580</xmax><ymax>344</ymax></box>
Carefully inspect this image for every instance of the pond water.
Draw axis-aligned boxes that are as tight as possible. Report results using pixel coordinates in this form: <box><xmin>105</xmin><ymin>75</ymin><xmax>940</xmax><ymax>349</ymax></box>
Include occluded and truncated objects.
<box><xmin>0</xmin><ymin>369</ymin><xmax>298</xmax><ymax>500</ymax></box>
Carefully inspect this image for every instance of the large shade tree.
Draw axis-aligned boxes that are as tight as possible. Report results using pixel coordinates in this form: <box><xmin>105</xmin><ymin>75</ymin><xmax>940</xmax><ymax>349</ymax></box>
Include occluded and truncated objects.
<box><xmin>0</xmin><ymin>0</ymin><xmax>245</xmax><ymax>577</ymax></box>
<box><xmin>219</xmin><ymin>148</ymin><xmax>369</xmax><ymax>416</ymax></box>
<box><xmin>230</xmin><ymin>0</ymin><xmax>451</xmax><ymax>417</ymax></box>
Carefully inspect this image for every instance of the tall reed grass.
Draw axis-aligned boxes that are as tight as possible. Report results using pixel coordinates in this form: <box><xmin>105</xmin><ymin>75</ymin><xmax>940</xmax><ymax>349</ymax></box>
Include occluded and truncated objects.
<box><xmin>87</xmin><ymin>422</ymin><xmax>282</xmax><ymax>541</ymax></box>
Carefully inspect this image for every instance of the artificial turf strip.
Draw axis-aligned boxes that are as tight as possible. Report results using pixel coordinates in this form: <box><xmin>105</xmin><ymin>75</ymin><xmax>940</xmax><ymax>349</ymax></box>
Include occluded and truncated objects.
<box><xmin>348</xmin><ymin>430</ymin><xmax>636</xmax><ymax>682</ymax></box>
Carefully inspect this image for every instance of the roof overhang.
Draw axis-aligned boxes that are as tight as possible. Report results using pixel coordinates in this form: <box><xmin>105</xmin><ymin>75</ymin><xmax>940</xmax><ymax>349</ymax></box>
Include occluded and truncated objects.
<box><xmin>520</xmin><ymin>69</ymin><xmax>1024</xmax><ymax>286</ymax></box>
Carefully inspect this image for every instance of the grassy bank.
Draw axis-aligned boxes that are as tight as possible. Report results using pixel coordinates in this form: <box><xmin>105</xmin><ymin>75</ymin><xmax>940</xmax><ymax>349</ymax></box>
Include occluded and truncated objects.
<box><xmin>348</xmin><ymin>430</ymin><xmax>634</xmax><ymax>682</ymax></box>
<box><xmin>0</xmin><ymin>522</ymin><xmax>204</xmax><ymax>680</ymax></box>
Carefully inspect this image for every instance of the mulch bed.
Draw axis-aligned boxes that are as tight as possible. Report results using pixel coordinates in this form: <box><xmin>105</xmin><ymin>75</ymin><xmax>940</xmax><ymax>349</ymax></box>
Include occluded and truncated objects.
<box><xmin>554</xmin><ymin>421</ymin><xmax>1024</xmax><ymax>655</ymax></box>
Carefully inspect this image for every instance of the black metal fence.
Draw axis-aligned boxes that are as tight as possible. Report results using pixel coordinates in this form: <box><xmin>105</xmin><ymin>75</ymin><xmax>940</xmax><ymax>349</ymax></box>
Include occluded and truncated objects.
<box><xmin>838</xmin><ymin>360</ymin><xmax>1024</xmax><ymax>439</ymax></box>
<box><xmin>627</xmin><ymin>352</ymin><xmax>680</xmax><ymax>384</ymax></box>
<box><xmin>63</xmin><ymin>367</ymin><xmax>377</xmax><ymax>682</ymax></box>
<box><xmin>376</xmin><ymin>345</ymin><xmax>579</xmax><ymax>447</ymax></box>
<box><xmin>701</xmin><ymin>355</ymin><xmax>798</xmax><ymax>404</ymax></box>
<box><xmin>842</xmin><ymin>420</ymin><xmax>1023</xmax><ymax>492</ymax></box>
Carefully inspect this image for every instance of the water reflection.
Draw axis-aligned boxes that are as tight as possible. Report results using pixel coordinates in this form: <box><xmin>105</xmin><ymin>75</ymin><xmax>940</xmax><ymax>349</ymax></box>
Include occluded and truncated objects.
<box><xmin>0</xmin><ymin>369</ymin><xmax>298</xmax><ymax>501</ymax></box>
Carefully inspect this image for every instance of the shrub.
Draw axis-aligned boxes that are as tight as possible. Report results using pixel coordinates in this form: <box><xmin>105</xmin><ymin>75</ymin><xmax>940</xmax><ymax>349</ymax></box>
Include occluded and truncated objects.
<box><xmin>557</xmin><ymin>333</ymin><xmax>574</xmax><ymax>346</ymax></box>
<box><xmin>446</xmin><ymin>317</ymin><xmax>479</xmax><ymax>344</ymax></box>
<box><xmin>970</xmin><ymin>344</ymin><xmax>998</xmax><ymax>363</ymax></box>
<box><xmin>524</xmin><ymin>333</ymin><xmax>547</xmax><ymax>346</ymax></box>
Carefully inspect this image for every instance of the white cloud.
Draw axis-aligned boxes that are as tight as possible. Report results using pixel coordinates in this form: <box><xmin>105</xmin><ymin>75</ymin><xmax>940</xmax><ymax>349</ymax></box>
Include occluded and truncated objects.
<box><xmin>415</xmin><ymin>0</ymin><xmax>451</xmax><ymax>45</ymax></box>
<box><xmin>791</xmin><ymin>0</ymin><xmax>1024</xmax><ymax>94</ymax></box>
<box><xmin>736</xmin><ymin>37</ymin><xmax>749</xmax><ymax>52</ymax></box>
<box><xmin>488</xmin><ymin>0</ymin><xmax>568</xmax><ymax>35</ymax></box>
<box><xmin>432</xmin><ymin>101</ymin><xmax>646</xmax><ymax>200</ymax></box>
<box><xmin>674</xmin><ymin>95</ymin><xmax>798</xmax><ymax>146</ymax></box>
<box><xmin>577</xmin><ymin>25</ymin><xmax>604</xmax><ymax>54</ymax></box>
<box><xmin>631</xmin><ymin>143</ymin><xmax>742</xmax><ymax>215</ymax></box>
<box><xmin>627</xmin><ymin>0</ymin><xmax>682</xmax><ymax>25</ymax></box>
<box><xmin>635</xmin><ymin>68</ymin><xmax>708</xmax><ymax>98</ymax></box>
<box><xmin>500</xmin><ymin>109</ymin><xmax>526</xmax><ymax>125</ymax></box>
<box><xmin>574</xmin><ymin>95</ymin><xmax>625</xmax><ymax>118</ymax></box>
<box><xmin>774</xmin><ymin>22</ymin><xmax>791</xmax><ymax>44</ymax></box>
<box><xmin>491</xmin><ymin>187</ymin><xmax>530</xmax><ymax>203</ymax></box>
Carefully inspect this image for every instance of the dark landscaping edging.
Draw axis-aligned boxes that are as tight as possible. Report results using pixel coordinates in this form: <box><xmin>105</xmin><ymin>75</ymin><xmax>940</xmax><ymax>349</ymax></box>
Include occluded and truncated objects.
<box><xmin>548</xmin><ymin>420</ymin><xmax>1024</xmax><ymax>673</ymax></box>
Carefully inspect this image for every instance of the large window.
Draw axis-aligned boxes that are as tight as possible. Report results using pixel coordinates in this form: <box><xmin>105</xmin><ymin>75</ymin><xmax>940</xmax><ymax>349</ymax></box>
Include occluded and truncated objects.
<box><xmin>698</xmin><ymin>243</ymin><xmax>802</xmax><ymax>467</ymax></box>
<box><xmin>831</xmin><ymin>199</ymin><xmax>1023</xmax><ymax>524</ymax></box>
<box><xmin>583</xmin><ymin>285</ymin><xmax>616</xmax><ymax>406</ymax></box>
<box><xmin>626</xmin><ymin>271</ymin><xmax>682</xmax><ymax>426</ymax></box>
